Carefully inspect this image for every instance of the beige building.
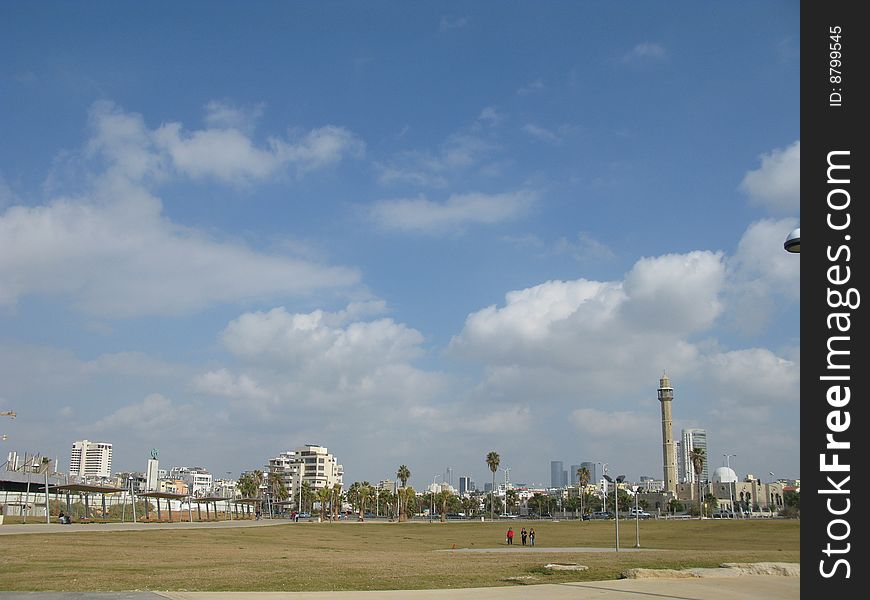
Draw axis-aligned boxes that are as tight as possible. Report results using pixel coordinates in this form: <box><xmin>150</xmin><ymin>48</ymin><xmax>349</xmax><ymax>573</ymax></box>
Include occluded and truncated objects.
<box><xmin>268</xmin><ymin>444</ymin><xmax>344</xmax><ymax>507</ymax></box>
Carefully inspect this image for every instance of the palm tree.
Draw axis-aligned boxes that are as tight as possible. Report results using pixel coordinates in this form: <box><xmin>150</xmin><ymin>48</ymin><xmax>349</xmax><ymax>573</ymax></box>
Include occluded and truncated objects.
<box><xmin>505</xmin><ymin>489</ymin><xmax>518</xmax><ymax>516</ymax></box>
<box><xmin>316</xmin><ymin>487</ymin><xmax>331</xmax><ymax>521</ymax></box>
<box><xmin>577</xmin><ymin>466</ymin><xmax>591</xmax><ymax>517</ymax></box>
<box><xmin>332</xmin><ymin>483</ymin><xmax>343</xmax><ymax>521</ymax></box>
<box><xmin>690</xmin><ymin>447</ymin><xmax>706</xmax><ymax>519</ymax></box>
<box><xmin>300</xmin><ymin>481</ymin><xmax>314</xmax><ymax>513</ymax></box>
<box><xmin>396</xmin><ymin>465</ymin><xmax>411</xmax><ymax>521</ymax></box>
<box><xmin>486</xmin><ymin>451</ymin><xmax>500</xmax><ymax>521</ymax></box>
<box><xmin>268</xmin><ymin>472</ymin><xmax>288</xmax><ymax>516</ymax></box>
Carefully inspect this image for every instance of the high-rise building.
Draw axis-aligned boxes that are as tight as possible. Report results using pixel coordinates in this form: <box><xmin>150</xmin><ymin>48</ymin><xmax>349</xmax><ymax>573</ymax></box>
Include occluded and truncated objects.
<box><xmin>69</xmin><ymin>440</ymin><xmax>112</xmax><ymax>478</ymax></box>
<box><xmin>580</xmin><ymin>462</ymin><xmax>597</xmax><ymax>485</ymax></box>
<box><xmin>569</xmin><ymin>465</ymin><xmax>581</xmax><ymax>485</ymax></box>
<box><xmin>658</xmin><ymin>373</ymin><xmax>677</xmax><ymax>495</ymax></box>
<box><xmin>679</xmin><ymin>428</ymin><xmax>709</xmax><ymax>484</ymax></box>
<box><xmin>459</xmin><ymin>476</ymin><xmax>474</xmax><ymax>495</ymax></box>
<box><xmin>550</xmin><ymin>461</ymin><xmax>564</xmax><ymax>488</ymax></box>
<box><xmin>268</xmin><ymin>444</ymin><xmax>344</xmax><ymax>508</ymax></box>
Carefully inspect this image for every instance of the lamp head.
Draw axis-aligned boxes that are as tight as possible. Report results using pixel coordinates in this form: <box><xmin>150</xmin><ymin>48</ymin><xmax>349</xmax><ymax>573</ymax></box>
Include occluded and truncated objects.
<box><xmin>784</xmin><ymin>227</ymin><xmax>800</xmax><ymax>253</ymax></box>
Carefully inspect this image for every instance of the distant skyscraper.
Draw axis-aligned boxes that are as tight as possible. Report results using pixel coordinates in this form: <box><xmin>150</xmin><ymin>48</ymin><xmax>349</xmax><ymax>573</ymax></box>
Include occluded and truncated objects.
<box><xmin>570</xmin><ymin>464</ymin><xmax>581</xmax><ymax>485</ymax></box>
<box><xmin>69</xmin><ymin>439</ymin><xmax>112</xmax><ymax>478</ymax></box>
<box><xmin>658</xmin><ymin>373</ymin><xmax>677</xmax><ymax>495</ymax></box>
<box><xmin>679</xmin><ymin>428</ymin><xmax>709</xmax><ymax>484</ymax></box>
<box><xmin>580</xmin><ymin>462</ymin><xmax>597</xmax><ymax>485</ymax></box>
<box><xmin>562</xmin><ymin>470</ymin><xmax>568</xmax><ymax>487</ymax></box>
<box><xmin>550</xmin><ymin>461</ymin><xmax>564</xmax><ymax>488</ymax></box>
<box><xmin>459</xmin><ymin>476</ymin><xmax>473</xmax><ymax>495</ymax></box>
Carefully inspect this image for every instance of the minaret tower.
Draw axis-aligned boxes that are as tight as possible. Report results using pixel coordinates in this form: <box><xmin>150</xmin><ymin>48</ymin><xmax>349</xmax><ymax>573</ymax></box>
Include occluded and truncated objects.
<box><xmin>658</xmin><ymin>372</ymin><xmax>677</xmax><ymax>495</ymax></box>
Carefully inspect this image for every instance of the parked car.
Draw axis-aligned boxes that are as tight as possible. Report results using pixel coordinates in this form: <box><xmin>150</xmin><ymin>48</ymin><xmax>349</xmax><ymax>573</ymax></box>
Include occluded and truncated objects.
<box><xmin>629</xmin><ymin>508</ymin><xmax>653</xmax><ymax>519</ymax></box>
<box><xmin>590</xmin><ymin>511</ymin><xmax>613</xmax><ymax>519</ymax></box>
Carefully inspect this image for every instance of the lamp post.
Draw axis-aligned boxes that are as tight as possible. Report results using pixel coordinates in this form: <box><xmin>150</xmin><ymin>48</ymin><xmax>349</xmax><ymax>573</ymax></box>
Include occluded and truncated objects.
<box><xmin>633</xmin><ymin>485</ymin><xmax>641</xmax><ymax>548</ymax></box>
<box><xmin>430</xmin><ymin>475</ymin><xmax>438</xmax><ymax>523</ymax></box>
<box><xmin>604</xmin><ymin>474</ymin><xmax>623</xmax><ymax>552</ymax></box>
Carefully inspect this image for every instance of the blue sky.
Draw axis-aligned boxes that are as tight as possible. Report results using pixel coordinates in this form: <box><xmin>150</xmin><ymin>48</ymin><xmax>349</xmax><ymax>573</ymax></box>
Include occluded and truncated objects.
<box><xmin>1</xmin><ymin>1</ymin><xmax>799</xmax><ymax>488</ymax></box>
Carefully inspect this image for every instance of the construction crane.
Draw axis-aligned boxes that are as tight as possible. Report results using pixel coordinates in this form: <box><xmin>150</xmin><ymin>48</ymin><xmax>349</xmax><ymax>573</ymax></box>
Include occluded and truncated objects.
<box><xmin>2</xmin><ymin>409</ymin><xmax>15</xmax><ymax>441</ymax></box>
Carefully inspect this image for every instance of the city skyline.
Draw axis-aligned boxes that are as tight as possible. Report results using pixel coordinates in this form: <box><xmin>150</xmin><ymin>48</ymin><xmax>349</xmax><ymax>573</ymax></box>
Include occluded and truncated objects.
<box><xmin>0</xmin><ymin>3</ymin><xmax>799</xmax><ymax>485</ymax></box>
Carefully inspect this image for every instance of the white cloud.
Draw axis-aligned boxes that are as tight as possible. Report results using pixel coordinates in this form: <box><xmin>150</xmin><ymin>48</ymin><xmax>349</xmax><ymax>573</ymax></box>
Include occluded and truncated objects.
<box><xmin>91</xmin><ymin>393</ymin><xmax>189</xmax><ymax>432</ymax></box>
<box><xmin>86</xmin><ymin>101</ymin><xmax>364</xmax><ymax>186</ymax></box>
<box><xmin>203</xmin><ymin>100</ymin><xmax>265</xmax><ymax>133</ymax></box>
<box><xmin>221</xmin><ymin>306</ymin><xmax>425</xmax><ymax>372</ymax></box>
<box><xmin>740</xmin><ymin>140</ymin><xmax>800</xmax><ymax>215</ymax></box>
<box><xmin>478</xmin><ymin>106</ymin><xmax>504</xmax><ymax>127</ymax></box>
<box><xmin>570</xmin><ymin>408</ymin><xmax>660</xmax><ymax>438</ymax></box>
<box><xmin>517</xmin><ymin>79</ymin><xmax>545</xmax><ymax>95</ymax></box>
<box><xmin>439</xmin><ymin>16</ymin><xmax>469</xmax><ymax>31</ymax></box>
<box><xmin>725</xmin><ymin>217</ymin><xmax>800</xmax><ymax>333</ymax></box>
<box><xmin>622</xmin><ymin>42</ymin><xmax>667</xmax><ymax>63</ymax></box>
<box><xmin>369</xmin><ymin>190</ymin><xmax>536</xmax><ymax>233</ymax></box>
<box><xmin>522</xmin><ymin>123</ymin><xmax>560</xmax><ymax>143</ymax></box>
<box><xmin>0</xmin><ymin>188</ymin><xmax>360</xmax><ymax>316</ymax></box>
<box><xmin>376</xmin><ymin>127</ymin><xmax>499</xmax><ymax>188</ymax></box>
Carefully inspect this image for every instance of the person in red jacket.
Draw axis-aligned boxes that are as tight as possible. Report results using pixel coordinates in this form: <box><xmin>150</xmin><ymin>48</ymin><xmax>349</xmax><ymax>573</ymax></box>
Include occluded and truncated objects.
<box><xmin>506</xmin><ymin>527</ymin><xmax>514</xmax><ymax>545</ymax></box>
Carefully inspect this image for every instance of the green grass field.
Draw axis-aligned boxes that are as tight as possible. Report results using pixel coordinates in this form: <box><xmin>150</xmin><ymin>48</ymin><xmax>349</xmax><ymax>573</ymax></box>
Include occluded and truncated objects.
<box><xmin>0</xmin><ymin>519</ymin><xmax>799</xmax><ymax>591</ymax></box>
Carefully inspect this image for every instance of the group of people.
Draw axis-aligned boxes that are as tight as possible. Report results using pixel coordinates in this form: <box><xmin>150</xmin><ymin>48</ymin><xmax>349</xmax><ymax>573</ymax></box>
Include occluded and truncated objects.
<box><xmin>57</xmin><ymin>511</ymin><xmax>71</xmax><ymax>524</ymax></box>
<box><xmin>505</xmin><ymin>526</ymin><xmax>535</xmax><ymax>546</ymax></box>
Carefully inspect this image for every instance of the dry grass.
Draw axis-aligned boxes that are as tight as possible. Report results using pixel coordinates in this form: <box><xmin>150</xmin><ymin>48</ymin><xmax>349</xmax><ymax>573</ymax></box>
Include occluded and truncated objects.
<box><xmin>0</xmin><ymin>518</ymin><xmax>799</xmax><ymax>591</ymax></box>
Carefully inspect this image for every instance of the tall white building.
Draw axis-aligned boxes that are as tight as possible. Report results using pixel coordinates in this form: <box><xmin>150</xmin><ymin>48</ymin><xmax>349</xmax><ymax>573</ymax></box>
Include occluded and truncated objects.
<box><xmin>678</xmin><ymin>428</ymin><xmax>709</xmax><ymax>484</ymax></box>
<box><xmin>268</xmin><ymin>444</ymin><xmax>344</xmax><ymax>507</ymax></box>
<box><xmin>69</xmin><ymin>440</ymin><xmax>113</xmax><ymax>478</ymax></box>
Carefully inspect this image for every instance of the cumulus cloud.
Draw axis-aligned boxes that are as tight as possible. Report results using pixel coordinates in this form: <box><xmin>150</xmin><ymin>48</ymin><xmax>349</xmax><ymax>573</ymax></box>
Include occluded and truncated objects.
<box><xmin>0</xmin><ymin>187</ymin><xmax>360</xmax><ymax>316</ymax></box>
<box><xmin>221</xmin><ymin>306</ymin><xmax>425</xmax><ymax>372</ymax></box>
<box><xmin>725</xmin><ymin>217</ymin><xmax>800</xmax><ymax>333</ymax></box>
<box><xmin>86</xmin><ymin>101</ymin><xmax>364</xmax><ymax>185</ymax></box>
<box><xmin>740</xmin><ymin>140</ymin><xmax>800</xmax><ymax>215</ymax></box>
<box><xmin>0</xmin><ymin>103</ymin><xmax>363</xmax><ymax>316</ymax></box>
<box><xmin>451</xmin><ymin>251</ymin><xmax>725</xmax><ymax>376</ymax></box>
<box><xmin>369</xmin><ymin>190</ymin><xmax>536</xmax><ymax>233</ymax></box>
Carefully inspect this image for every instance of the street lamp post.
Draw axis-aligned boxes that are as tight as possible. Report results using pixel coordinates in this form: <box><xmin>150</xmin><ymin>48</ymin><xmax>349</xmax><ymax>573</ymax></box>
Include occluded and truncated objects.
<box><xmin>430</xmin><ymin>475</ymin><xmax>440</xmax><ymax>523</ymax></box>
<box><xmin>633</xmin><ymin>485</ymin><xmax>641</xmax><ymax>548</ymax></box>
<box><xmin>604</xmin><ymin>474</ymin><xmax>624</xmax><ymax>552</ymax></box>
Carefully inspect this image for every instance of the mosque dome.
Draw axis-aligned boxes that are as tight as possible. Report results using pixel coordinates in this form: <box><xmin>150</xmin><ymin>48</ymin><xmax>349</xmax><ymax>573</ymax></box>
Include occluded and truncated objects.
<box><xmin>712</xmin><ymin>466</ymin><xmax>738</xmax><ymax>483</ymax></box>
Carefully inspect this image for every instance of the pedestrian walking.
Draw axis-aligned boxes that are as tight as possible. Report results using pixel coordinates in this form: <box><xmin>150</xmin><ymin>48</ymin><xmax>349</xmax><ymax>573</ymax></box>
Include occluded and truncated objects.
<box><xmin>521</xmin><ymin>527</ymin><xmax>527</xmax><ymax>546</ymax></box>
<box><xmin>529</xmin><ymin>528</ymin><xmax>536</xmax><ymax>546</ymax></box>
<box><xmin>506</xmin><ymin>527</ymin><xmax>514</xmax><ymax>545</ymax></box>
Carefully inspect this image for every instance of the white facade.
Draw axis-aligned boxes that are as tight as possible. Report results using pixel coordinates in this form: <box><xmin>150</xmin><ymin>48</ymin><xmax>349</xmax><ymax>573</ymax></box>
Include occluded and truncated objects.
<box><xmin>69</xmin><ymin>439</ymin><xmax>113</xmax><ymax>478</ymax></box>
<box><xmin>268</xmin><ymin>444</ymin><xmax>344</xmax><ymax>507</ymax></box>
<box><xmin>170</xmin><ymin>466</ymin><xmax>214</xmax><ymax>495</ymax></box>
<box><xmin>678</xmin><ymin>428</ymin><xmax>708</xmax><ymax>484</ymax></box>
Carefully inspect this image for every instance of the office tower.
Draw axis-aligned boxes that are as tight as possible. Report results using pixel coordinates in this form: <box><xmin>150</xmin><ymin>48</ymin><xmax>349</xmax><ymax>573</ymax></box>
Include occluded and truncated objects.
<box><xmin>580</xmin><ymin>461</ymin><xmax>597</xmax><ymax>485</ymax></box>
<box><xmin>570</xmin><ymin>465</ymin><xmax>581</xmax><ymax>485</ymax></box>
<box><xmin>680</xmin><ymin>428</ymin><xmax>709</xmax><ymax>484</ymax></box>
<box><xmin>550</xmin><ymin>461</ymin><xmax>564</xmax><ymax>488</ymax></box>
<box><xmin>658</xmin><ymin>373</ymin><xmax>677</xmax><ymax>494</ymax></box>
<box><xmin>69</xmin><ymin>439</ymin><xmax>113</xmax><ymax>478</ymax></box>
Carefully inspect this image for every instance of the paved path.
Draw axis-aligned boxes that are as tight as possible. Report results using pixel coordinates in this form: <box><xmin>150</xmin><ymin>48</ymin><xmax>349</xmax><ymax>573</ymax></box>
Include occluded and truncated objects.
<box><xmin>0</xmin><ymin>576</ymin><xmax>800</xmax><ymax>599</ymax></box>
<box><xmin>439</xmin><ymin>546</ymin><xmax>662</xmax><ymax>553</ymax></box>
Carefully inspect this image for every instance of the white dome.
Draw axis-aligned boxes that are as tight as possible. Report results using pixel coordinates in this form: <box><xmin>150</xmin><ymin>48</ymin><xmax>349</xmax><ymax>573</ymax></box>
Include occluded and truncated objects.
<box><xmin>712</xmin><ymin>467</ymin><xmax>738</xmax><ymax>483</ymax></box>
